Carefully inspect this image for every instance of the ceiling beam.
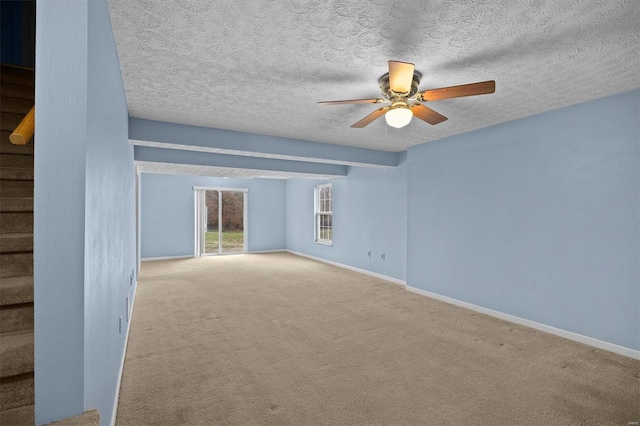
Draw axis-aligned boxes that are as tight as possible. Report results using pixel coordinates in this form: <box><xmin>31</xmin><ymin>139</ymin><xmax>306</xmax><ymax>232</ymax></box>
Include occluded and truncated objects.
<box><xmin>129</xmin><ymin>118</ymin><xmax>399</xmax><ymax>168</ymax></box>
<box><xmin>134</xmin><ymin>145</ymin><xmax>348</xmax><ymax>177</ymax></box>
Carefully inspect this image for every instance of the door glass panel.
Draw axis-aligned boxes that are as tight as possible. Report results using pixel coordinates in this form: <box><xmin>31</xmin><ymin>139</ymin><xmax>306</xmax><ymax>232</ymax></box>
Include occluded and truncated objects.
<box><xmin>221</xmin><ymin>191</ymin><xmax>244</xmax><ymax>254</ymax></box>
<box><xmin>205</xmin><ymin>190</ymin><xmax>219</xmax><ymax>254</ymax></box>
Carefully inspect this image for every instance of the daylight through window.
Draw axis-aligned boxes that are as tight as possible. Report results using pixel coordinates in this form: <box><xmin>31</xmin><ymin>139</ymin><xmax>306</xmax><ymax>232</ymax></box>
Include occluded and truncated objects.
<box><xmin>315</xmin><ymin>183</ymin><xmax>332</xmax><ymax>244</ymax></box>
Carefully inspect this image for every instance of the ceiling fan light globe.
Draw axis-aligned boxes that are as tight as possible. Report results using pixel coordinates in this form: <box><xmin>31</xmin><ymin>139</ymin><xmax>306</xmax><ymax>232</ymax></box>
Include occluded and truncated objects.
<box><xmin>385</xmin><ymin>107</ymin><xmax>413</xmax><ymax>128</ymax></box>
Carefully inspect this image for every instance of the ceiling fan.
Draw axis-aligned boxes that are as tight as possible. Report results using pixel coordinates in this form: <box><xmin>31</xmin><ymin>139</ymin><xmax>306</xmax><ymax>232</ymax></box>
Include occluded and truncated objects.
<box><xmin>319</xmin><ymin>61</ymin><xmax>495</xmax><ymax>129</ymax></box>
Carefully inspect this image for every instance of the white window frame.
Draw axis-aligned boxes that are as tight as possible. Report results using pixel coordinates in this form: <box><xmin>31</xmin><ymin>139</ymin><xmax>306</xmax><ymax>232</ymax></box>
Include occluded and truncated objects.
<box><xmin>315</xmin><ymin>183</ymin><xmax>333</xmax><ymax>246</ymax></box>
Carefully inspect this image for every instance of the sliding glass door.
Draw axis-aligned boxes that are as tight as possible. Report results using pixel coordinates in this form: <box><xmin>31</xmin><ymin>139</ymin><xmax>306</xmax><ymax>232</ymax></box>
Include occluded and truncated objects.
<box><xmin>205</xmin><ymin>190</ymin><xmax>220</xmax><ymax>254</ymax></box>
<box><xmin>220</xmin><ymin>191</ymin><xmax>244</xmax><ymax>254</ymax></box>
<box><xmin>196</xmin><ymin>188</ymin><xmax>247</xmax><ymax>256</ymax></box>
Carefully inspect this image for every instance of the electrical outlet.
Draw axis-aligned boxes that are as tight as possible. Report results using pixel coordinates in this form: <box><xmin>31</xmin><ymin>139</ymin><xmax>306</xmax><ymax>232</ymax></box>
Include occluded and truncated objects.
<box><xmin>381</xmin><ymin>253</ymin><xmax>385</xmax><ymax>260</ymax></box>
<box><xmin>367</xmin><ymin>251</ymin><xmax>371</xmax><ymax>257</ymax></box>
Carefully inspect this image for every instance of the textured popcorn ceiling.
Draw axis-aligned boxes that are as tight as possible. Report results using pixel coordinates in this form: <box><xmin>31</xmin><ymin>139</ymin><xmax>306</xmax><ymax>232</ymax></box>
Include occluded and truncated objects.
<box><xmin>108</xmin><ymin>0</ymin><xmax>640</xmax><ymax>152</ymax></box>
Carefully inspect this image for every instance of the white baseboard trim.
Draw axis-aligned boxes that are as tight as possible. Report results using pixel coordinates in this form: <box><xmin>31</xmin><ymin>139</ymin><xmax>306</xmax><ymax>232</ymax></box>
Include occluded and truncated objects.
<box><xmin>111</xmin><ymin>281</ymin><xmax>137</xmax><ymax>426</ymax></box>
<box><xmin>406</xmin><ymin>285</ymin><xmax>640</xmax><ymax>360</ymax></box>
<box><xmin>286</xmin><ymin>250</ymin><xmax>406</xmax><ymax>286</ymax></box>
<box><xmin>248</xmin><ymin>249</ymin><xmax>287</xmax><ymax>254</ymax></box>
<box><xmin>141</xmin><ymin>255</ymin><xmax>193</xmax><ymax>262</ymax></box>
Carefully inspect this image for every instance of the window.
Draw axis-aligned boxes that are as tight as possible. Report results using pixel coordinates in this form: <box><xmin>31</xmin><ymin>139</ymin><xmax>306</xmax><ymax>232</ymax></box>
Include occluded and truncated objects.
<box><xmin>315</xmin><ymin>183</ymin><xmax>332</xmax><ymax>245</ymax></box>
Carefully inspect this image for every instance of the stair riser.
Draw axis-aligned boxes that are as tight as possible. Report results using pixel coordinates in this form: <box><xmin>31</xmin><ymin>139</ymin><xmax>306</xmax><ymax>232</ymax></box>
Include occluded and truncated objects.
<box><xmin>0</xmin><ymin>167</ymin><xmax>33</xmax><ymax>181</ymax></box>
<box><xmin>0</xmin><ymin>341</ymin><xmax>34</xmax><ymax>378</ymax></box>
<box><xmin>0</xmin><ymin>235</ymin><xmax>33</xmax><ymax>253</ymax></box>
<box><xmin>0</xmin><ymin>253</ymin><xmax>33</xmax><ymax>278</ymax></box>
<box><xmin>0</xmin><ymin>198</ymin><xmax>33</xmax><ymax>213</ymax></box>
<box><xmin>0</xmin><ymin>373</ymin><xmax>34</xmax><ymax>411</ymax></box>
<box><xmin>0</xmin><ymin>405</ymin><xmax>34</xmax><ymax>425</ymax></box>
<box><xmin>0</xmin><ymin>96</ymin><xmax>33</xmax><ymax>115</ymax></box>
<box><xmin>0</xmin><ymin>84</ymin><xmax>34</xmax><ymax>101</ymax></box>
<box><xmin>0</xmin><ymin>212</ymin><xmax>33</xmax><ymax>234</ymax></box>
<box><xmin>0</xmin><ymin>154</ymin><xmax>33</xmax><ymax>169</ymax></box>
<box><xmin>0</xmin><ymin>133</ymin><xmax>34</xmax><ymax>155</ymax></box>
<box><xmin>0</xmin><ymin>304</ymin><xmax>33</xmax><ymax>333</ymax></box>
<box><xmin>0</xmin><ymin>276</ymin><xmax>34</xmax><ymax>306</ymax></box>
<box><xmin>0</xmin><ymin>65</ymin><xmax>34</xmax><ymax>87</ymax></box>
<box><xmin>0</xmin><ymin>178</ymin><xmax>33</xmax><ymax>198</ymax></box>
<box><xmin>0</xmin><ymin>178</ymin><xmax>33</xmax><ymax>191</ymax></box>
<box><xmin>0</xmin><ymin>186</ymin><xmax>32</xmax><ymax>198</ymax></box>
<box><xmin>0</xmin><ymin>113</ymin><xmax>30</xmax><ymax>133</ymax></box>
<box><xmin>0</xmin><ymin>144</ymin><xmax>33</xmax><ymax>156</ymax></box>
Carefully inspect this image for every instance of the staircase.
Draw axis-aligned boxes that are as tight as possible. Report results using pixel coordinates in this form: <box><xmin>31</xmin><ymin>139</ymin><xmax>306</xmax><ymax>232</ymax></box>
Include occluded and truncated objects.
<box><xmin>0</xmin><ymin>63</ymin><xmax>36</xmax><ymax>424</ymax></box>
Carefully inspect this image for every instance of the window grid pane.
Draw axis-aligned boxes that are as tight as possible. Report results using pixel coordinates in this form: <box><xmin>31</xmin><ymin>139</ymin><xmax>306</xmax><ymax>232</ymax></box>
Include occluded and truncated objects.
<box><xmin>316</xmin><ymin>184</ymin><xmax>332</xmax><ymax>242</ymax></box>
<box><xmin>318</xmin><ymin>187</ymin><xmax>331</xmax><ymax>213</ymax></box>
<box><xmin>318</xmin><ymin>213</ymin><xmax>332</xmax><ymax>241</ymax></box>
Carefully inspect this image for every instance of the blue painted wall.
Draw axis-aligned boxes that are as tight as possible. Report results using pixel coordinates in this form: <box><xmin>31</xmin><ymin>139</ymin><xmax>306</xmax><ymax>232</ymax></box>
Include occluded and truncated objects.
<box><xmin>286</xmin><ymin>154</ymin><xmax>407</xmax><ymax>281</ymax></box>
<box><xmin>35</xmin><ymin>0</ymin><xmax>135</xmax><ymax>424</ymax></box>
<box><xmin>407</xmin><ymin>89</ymin><xmax>640</xmax><ymax>350</ymax></box>
<box><xmin>35</xmin><ymin>1</ymin><xmax>88</xmax><ymax>422</ymax></box>
<box><xmin>140</xmin><ymin>174</ymin><xmax>286</xmax><ymax>258</ymax></box>
<box><xmin>84</xmin><ymin>1</ymin><xmax>136</xmax><ymax>424</ymax></box>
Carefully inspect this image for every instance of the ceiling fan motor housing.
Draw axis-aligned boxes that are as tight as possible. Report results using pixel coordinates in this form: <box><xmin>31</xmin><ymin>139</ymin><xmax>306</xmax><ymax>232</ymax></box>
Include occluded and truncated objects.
<box><xmin>378</xmin><ymin>70</ymin><xmax>422</xmax><ymax>99</ymax></box>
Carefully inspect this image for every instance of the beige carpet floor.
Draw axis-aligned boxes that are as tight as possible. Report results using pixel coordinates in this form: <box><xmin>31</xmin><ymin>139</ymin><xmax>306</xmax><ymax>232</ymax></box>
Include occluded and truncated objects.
<box><xmin>116</xmin><ymin>253</ymin><xmax>639</xmax><ymax>425</ymax></box>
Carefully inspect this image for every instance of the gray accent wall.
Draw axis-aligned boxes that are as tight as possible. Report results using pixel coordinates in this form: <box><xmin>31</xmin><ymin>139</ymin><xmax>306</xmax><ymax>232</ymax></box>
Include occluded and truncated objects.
<box><xmin>407</xmin><ymin>89</ymin><xmax>639</xmax><ymax>350</ymax></box>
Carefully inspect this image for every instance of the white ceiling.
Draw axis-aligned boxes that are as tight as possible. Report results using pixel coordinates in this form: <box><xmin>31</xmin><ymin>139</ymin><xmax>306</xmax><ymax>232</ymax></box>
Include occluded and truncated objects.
<box><xmin>107</xmin><ymin>0</ymin><xmax>640</xmax><ymax>153</ymax></box>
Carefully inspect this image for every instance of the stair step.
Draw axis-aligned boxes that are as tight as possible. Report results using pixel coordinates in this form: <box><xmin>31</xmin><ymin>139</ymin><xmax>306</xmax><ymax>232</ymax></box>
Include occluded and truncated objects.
<box><xmin>0</xmin><ymin>64</ymin><xmax>34</xmax><ymax>87</ymax></box>
<box><xmin>0</xmin><ymin>329</ymin><xmax>34</xmax><ymax>378</ymax></box>
<box><xmin>1</xmin><ymin>131</ymin><xmax>34</xmax><ymax>155</ymax></box>
<box><xmin>0</xmin><ymin>179</ymin><xmax>33</xmax><ymax>198</ymax></box>
<box><xmin>0</xmin><ymin>143</ymin><xmax>33</xmax><ymax>156</ymax></box>
<box><xmin>0</xmin><ymin>167</ymin><xmax>33</xmax><ymax>181</ymax></box>
<box><xmin>0</xmin><ymin>186</ymin><xmax>33</xmax><ymax>198</ymax></box>
<box><xmin>0</xmin><ymin>303</ymin><xmax>33</xmax><ymax>333</ymax></box>
<box><xmin>0</xmin><ymin>252</ymin><xmax>33</xmax><ymax>278</ymax></box>
<box><xmin>0</xmin><ymin>233</ymin><xmax>33</xmax><ymax>253</ymax></box>
<box><xmin>0</xmin><ymin>83</ymin><xmax>34</xmax><ymax>101</ymax></box>
<box><xmin>0</xmin><ymin>198</ymin><xmax>33</xmax><ymax>213</ymax></box>
<box><xmin>0</xmin><ymin>372</ymin><xmax>34</xmax><ymax>413</ymax></box>
<box><xmin>0</xmin><ymin>96</ymin><xmax>33</xmax><ymax>115</ymax></box>
<box><xmin>0</xmin><ymin>153</ymin><xmax>33</xmax><ymax>169</ymax></box>
<box><xmin>0</xmin><ymin>183</ymin><xmax>33</xmax><ymax>199</ymax></box>
<box><xmin>0</xmin><ymin>402</ymin><xmax>34</xmax><ymax>425</ymax></box>
<box><xmin>0</xmin><ymin>211</ymin><xmax>33</xmax><ymax>234</ymax></box>
<box><xmin>0</xmin><ymin>112</ymin><xmax>30</xmax><ymax>133</ymax></box>
<box><xmin>0</xmin><ymin>276</ymin><xmax>34</xmax><ymax>305</ymax></box>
